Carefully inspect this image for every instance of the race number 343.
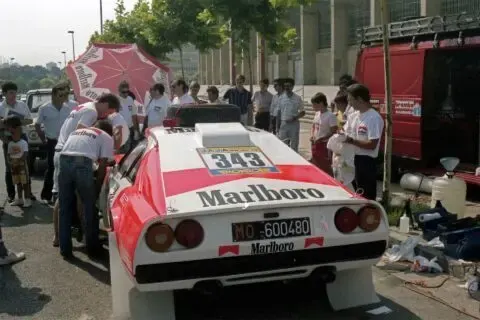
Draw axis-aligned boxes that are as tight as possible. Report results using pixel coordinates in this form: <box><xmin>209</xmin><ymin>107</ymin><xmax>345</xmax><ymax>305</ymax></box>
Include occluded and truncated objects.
<box><xmin>197</xmin><ymin>147</ymin><xmax>279</xmax><ymax>175</ymax></box>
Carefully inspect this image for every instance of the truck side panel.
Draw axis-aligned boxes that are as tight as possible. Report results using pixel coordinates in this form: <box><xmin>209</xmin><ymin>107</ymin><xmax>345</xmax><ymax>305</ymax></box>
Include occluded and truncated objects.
<box><xmin>356</xmin><ymin>45</ymin><xmax>426</xmax><ymax>160</ymax></box>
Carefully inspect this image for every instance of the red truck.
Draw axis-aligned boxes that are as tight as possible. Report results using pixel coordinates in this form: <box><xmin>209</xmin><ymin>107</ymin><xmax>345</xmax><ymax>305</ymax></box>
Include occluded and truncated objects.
<box><xmin>355</xmin><ymin>12</ymin><xmax>480</xmax><ymax>185</ymax></box>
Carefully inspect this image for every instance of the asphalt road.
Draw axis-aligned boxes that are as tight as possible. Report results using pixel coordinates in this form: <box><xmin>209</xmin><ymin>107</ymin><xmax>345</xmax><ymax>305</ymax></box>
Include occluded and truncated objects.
<box><xmin>0</xmin><ymin>159</ymin><xmax>475</xmax><ymax>320</ymax></box>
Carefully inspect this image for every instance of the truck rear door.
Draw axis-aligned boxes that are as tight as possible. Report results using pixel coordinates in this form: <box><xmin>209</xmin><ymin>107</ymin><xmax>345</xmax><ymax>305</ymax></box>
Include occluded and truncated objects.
<box><xmin>356</xmin><ymin>45</ymin><xmax>426</xmax><ymax>161</ymax></box>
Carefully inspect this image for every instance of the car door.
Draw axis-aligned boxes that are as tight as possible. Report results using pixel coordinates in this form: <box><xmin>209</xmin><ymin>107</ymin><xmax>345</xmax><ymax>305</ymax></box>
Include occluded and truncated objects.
<box><xmin>100</xmin><ymin>140</ymin><xmax>148</xmax><ymax>230</ymax></box>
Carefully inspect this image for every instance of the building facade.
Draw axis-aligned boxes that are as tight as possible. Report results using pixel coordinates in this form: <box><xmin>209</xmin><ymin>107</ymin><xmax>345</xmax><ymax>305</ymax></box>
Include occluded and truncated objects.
<box><xmin>198</xmin><ymin>0</ymin><xmax>480</xmax><ymax>86</ymax></box>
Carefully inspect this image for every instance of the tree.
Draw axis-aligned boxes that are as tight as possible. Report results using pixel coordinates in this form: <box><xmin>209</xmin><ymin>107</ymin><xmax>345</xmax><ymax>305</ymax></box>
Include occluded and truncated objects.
<box><xmin>89</xmin><ymin>0</ymin><xmax>172</xmax><ymax>59</ymax></box>
<box><xmin>147</xmin><ymin>0</ymin><xmax>225</xmax><ymax>78</ymax></box>
<box><xmin>197</xmin><ymin>0</ymin><xmax>316</xmax><ymax>89</ymax></box>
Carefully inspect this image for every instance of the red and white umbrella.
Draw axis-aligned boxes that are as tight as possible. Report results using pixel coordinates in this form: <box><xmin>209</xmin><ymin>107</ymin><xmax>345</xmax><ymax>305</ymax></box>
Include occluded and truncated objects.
<box><xmin>66</xmin><ymin>43</ymin><xmax>173</xmax><ymax>107</ymax></box>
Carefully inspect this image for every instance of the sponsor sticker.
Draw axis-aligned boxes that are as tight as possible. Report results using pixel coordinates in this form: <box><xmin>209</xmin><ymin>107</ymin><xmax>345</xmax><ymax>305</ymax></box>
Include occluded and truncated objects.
<box><xmin>218</xmin><ymin>245</ymin><xmax>240</xmax><ymax>257</ymax></box>
<box><xmin>197</xmin><ymin>184</ymin><xmax>325</xmax><ymax>208</ymax></box>
<box><xmin>251</xmin><ymin>241</ymin><xmax>294</xmax><ymax>255</ymax></box>
<box><xmin>197</xmin><ymin>146</ymin><xmax>279</xmax><ymax>176</ymax></box>
<box><xmin>304</xmin><ymin>237</ymin><xmax>324</xmax><ymax>249</ymax></box>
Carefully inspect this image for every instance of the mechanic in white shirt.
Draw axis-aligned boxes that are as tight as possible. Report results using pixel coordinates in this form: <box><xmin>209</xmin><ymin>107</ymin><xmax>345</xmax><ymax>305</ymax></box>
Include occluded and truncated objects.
<box><xmin>108</xmin><ymin>112</ymin><xmax>129</xmax><ymax>153</ymax></box>
<box><xmin>344</xmin><ymin>84</ymin><xmax>384</xmax><ymax>201</ymax></box>
<box><xmin>50</xmin><ymin>94</ymin><xmax>120</xmax><ymax>247</ymax></box>
<box><xmin>35</xmin><ymin>84</ymin><xmax>73</xmax><ymax>203</ymax></box>
<box><xmin>0</xmin><ymin>81</ymin><xmax>34</xmax><ymax>203</ymax></box>
<box><xmin>143</xmin><ymin>83</ymin><xmax>171</xmax><ymax>131</ymax></box>
<box><xmin>277</xmin><ymin>78</ymin><xmax>305</xmax><ymax>152</ymax></box>
<box><xmin>310</xmin><ymin>92</ymin><xmax>337</xmax><ymax>175</ymax></box>
<box><xmin>171</xmin><ymin>79</ymin><xmax>195</xmax><ymax>105</ymax></box>
<box><xmin>58</xmin><ymin>120</ymin><xmax>114</xmax><ymax>259</ymax></box>
<box><xmin>269</xmin><ymin>78</ymin><xmax>285</xmax><ymax>135</ymax></box>
<box><xmin>117</xmin><ymin>81</ymin><xmax>139</xmax><ymax>150</ymax></box>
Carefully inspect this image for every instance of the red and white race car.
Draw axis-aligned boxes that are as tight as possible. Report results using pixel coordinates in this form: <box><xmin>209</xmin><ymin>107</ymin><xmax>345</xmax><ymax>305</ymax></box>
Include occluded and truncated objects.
<box><xmin>99</xmin><ymin>105</ymin><xmax>389</xmax><ymax>319</ymax></box>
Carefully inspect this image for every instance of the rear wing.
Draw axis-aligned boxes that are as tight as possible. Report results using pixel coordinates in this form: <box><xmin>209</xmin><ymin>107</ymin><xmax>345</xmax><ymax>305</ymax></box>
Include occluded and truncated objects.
<box><xmin>358</xmin><ymin>11</ymin><xmax>480</xmax><ymax>46</ymax></box>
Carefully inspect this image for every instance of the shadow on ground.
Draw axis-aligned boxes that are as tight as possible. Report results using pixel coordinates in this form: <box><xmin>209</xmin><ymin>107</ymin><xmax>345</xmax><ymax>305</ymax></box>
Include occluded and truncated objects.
<box><xmin>0</xmin><ymin>266</ymin><xmax>52</xmax><ymax>317</ymax></box>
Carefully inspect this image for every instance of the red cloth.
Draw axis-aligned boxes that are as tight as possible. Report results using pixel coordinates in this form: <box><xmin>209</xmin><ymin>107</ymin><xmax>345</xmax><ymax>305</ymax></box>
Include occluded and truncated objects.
<box><xmin>311</xmin><ymin>140</ymin><xmax>332</xmax><ymax>176</ymax></box>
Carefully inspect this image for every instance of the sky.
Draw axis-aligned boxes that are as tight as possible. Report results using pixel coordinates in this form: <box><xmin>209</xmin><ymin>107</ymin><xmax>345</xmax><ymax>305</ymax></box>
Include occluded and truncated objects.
<box><xmin>1</xmin><ymin>0</ymin><xmax>137</xmax><ymax>67</ymax></box>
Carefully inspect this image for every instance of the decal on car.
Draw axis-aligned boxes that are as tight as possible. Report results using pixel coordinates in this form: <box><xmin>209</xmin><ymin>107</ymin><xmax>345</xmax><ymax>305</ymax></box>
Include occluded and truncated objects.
<box><xmin>165</xmin><ymin>127</ymin><xmax>195</xmax><ymax>134</ymax></box>
<box><xmin>251</xmin><ymin>241</ymin><xmax>294</xmax><ymax>255</ymax></box>
<box><xmin>196</xmin><ymin>184</ymin><xmax>325</xmax><ymax>208</ymax></box>
<box><xmin>218</xmin><ymin>245</ymin><xmax>240</xmax><ymax>257</ymax></box>
<box><xmin>304</xmin><ymin>237</ymin><xmax>324</xmax><ymax>249</ymax></box>
<box><xmin>196</xmin><ymin>146</ymin><xmax>279</xmax><ymax>176</ymax></box>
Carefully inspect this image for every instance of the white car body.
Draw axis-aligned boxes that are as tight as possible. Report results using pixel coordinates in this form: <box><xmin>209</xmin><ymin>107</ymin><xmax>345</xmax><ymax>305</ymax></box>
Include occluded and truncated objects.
<box><xmin>106</xmin><ymin>122</ymin><xmax>389</xmax><ymax>319</ymax></box>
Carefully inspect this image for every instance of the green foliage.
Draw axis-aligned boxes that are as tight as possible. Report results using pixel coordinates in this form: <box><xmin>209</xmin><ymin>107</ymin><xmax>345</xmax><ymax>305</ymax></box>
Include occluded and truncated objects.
<box><xmin>0</xmin><ymin>64</ymin><xmax>63</xmax><ymax>93</ymax></box>
<box><xmin>88</xmin><ymin>0</ymin><xmax>315</xmax><ymax>61</ymax></box>
<box><xmin>197</xmin><ymin>0</ymin><xmax>317</xmax><ymax>54</ymax></box>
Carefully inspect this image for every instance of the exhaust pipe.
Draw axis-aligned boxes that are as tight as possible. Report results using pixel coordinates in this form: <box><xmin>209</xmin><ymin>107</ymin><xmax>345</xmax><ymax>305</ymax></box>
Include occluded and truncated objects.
<box><xmin>193</xmin><ymin>280</ymin><xmax>223</xmax><ymax>296</ymax></box>
<box><xmin>311</xmin><ymin>266</ymin><xmax>336</xmax><ymax>284</ymax></box>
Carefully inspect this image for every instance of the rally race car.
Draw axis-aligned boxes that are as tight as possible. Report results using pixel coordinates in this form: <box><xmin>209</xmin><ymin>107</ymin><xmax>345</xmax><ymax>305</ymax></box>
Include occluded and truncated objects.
<box><xmin>99</xmin><ymin>104</ymin><xmax>389</xmax><ymax>319</ymax></box>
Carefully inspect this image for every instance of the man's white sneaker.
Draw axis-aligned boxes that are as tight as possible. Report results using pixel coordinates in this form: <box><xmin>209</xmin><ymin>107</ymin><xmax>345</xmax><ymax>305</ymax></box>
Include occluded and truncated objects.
<box><xmin>0</xmin><ymin>251</ymin><xmax>26</xmax><ymax>266</ymax></box>
<box><xmin>11</xmin><ymin>199</ymin><xmax>23</xmax><ymax>206</ymax></box>
<box><xmin>23</xmin><ymin>199</ymin><xmax>32</xmax><ymax>208</ymax></box>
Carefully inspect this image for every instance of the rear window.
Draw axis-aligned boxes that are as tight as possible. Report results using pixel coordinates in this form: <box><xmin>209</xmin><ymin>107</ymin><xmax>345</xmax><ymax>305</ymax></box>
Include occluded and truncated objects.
<box><xmin>166</xmin><ymin>104</ymin><xmax>241</xmax><ymax>127</ymax></box>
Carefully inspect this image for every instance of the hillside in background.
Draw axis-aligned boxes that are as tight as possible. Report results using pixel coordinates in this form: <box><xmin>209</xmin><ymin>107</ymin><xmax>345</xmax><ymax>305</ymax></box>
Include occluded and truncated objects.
<box><xmin>0</xmin><ymin>62</ymin><xmax>65</xmax><ymax>93</ymax></box>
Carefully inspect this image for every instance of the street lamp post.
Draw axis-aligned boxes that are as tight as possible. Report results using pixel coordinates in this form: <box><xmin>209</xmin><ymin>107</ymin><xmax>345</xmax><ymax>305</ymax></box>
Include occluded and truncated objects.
<box><xmin>67</xmin><ymin>31</ymin><xmax>76</xmax><ymax>61</ymax></box>
<box><xmin>100</xmin><ymin>0</ymin><xmax>104</xmax><ymax>34</ymax></box>
<box><xmin>9</xmin><ymin>57</ymin><xmax>14</xmax><ymax>65</ymax></box>
<box><xmin>61</xmin><ymin>51</ymin><xmax>67</xmax><ymax>67</ymax></box>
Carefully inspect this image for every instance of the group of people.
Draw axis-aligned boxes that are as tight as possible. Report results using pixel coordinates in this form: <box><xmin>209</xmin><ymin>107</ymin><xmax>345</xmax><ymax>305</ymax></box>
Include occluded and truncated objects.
<box><xmin>309</xmin><ymin>76</ymin><xmax>384</xmax><ymax>201</ymax></box>
<box><xmin>0</xmin><ymin>73</ymin><xmax>383</xmax><ymax>265</ymax></box>
<box><xmin>0</xmin><ymin>78</ymin><xmax>218</xmax><ymax>264</ymax></box>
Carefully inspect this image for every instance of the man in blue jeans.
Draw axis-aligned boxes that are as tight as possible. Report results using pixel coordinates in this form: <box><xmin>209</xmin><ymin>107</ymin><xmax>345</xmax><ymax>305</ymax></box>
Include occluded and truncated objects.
<box><xmin>58</xmin><ymin>120</ymin><xmax>114</xmax><ymax>259</ymax></box>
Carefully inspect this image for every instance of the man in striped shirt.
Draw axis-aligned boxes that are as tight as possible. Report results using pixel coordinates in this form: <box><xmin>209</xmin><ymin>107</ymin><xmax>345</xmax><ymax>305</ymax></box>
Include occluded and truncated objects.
<box><xmin>223</xmin><ymin>74</ymin><xmax>252</xmax><ymax>125</ymax></box>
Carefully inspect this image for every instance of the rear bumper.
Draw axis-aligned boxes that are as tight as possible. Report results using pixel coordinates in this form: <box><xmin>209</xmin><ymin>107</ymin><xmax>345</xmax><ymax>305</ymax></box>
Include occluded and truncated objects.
<box><xmin>135</xmin><ymin>240</ymin><xmax>387</xmax><ymax>286</ymax></box>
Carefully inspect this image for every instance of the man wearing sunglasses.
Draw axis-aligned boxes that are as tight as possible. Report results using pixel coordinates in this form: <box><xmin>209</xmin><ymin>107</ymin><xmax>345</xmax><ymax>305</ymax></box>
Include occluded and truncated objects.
<box><xmin>117</xmin><ymin>81</ymin><xmax>139</xmax><ymax>152</ymax></box>
<box><xmin>35</xmin><ymin>84</ymin><xmax>73</xmax><ymax>204</ymax></box>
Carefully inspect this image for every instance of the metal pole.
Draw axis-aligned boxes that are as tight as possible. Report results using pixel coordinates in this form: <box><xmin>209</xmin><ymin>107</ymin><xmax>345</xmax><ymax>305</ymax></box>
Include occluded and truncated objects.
<box><xmin>100</xmin><ymin>0</ymin><xmax>104</xmax><ymax>34</ymax></box>
<box><xmin>62</xmin><ymin>51</ymin><xmax>67</xmax><ymax>67</ymax></box>
<box><xmin>381</xmin><ymin>0</ymin><xmax>393</xmax><ymax>207</ymax></box>
<box><xmin>71</xmin><ymin>33</ymin><xmax>76</xmax><ymax>61</ymax></box>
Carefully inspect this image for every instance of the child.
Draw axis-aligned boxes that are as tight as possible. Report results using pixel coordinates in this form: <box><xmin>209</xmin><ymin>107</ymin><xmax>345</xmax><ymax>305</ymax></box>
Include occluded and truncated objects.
<box><xmin>333</xmin><ymin>93</ymin><xmax>349</xmax><ymax>129</ymax></box>
<box><xmin>6</xmin><ymin>116</ymin><xmax>32</xmax><ymax>207</ymax></box>
<box><xmin>310</xmin><ymin>92</ymin><xmax>337</xmax><ymax>175</ymax></box>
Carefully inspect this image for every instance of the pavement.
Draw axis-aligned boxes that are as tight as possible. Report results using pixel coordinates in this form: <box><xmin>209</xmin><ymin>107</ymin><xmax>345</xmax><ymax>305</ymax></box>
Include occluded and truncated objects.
<box><xmin>0</xmin><ymin>128</ymin><xmax>479</xmax><ymax>319</ymax></box>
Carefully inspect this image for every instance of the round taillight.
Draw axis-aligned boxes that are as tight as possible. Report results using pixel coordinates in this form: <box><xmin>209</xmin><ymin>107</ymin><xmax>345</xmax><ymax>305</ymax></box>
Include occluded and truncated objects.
<box><xmin>145</xmin><ymin>223</ymin><xmax>174</xmax><ymax>252</ymax></box>
<box><xmin>175</xmin><ymin>219</ymin><xmax>204</xmax><ymax>249</ymax></box>
<box><xmin>334</xmin><ymin>207</ymin><xmax>359</xmax><ymax>233</ymax></box>
<box><xmin>358</xmin><ymin>206</ymin><xmax>381</xmax><ymax>232</ymax></box>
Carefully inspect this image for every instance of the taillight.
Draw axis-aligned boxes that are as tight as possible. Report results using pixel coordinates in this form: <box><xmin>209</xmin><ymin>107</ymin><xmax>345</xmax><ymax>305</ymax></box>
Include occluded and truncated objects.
<box><xmin>175</xmin><ymin>219</ymin><xmax>204</xmax><ymax>249</ymax></box>
<box><xmin>334</xmin><ymin>207</ymin><xmax>358</xmax><ymax>233</ymax></box>
<box><xmin>358</xmin><ymin>206</ymin><xmax>381</xmax><ymax>232</ymax></box>
<box><xmin>145</xmin><ymin>223</ymin><xmax>175</xmax><ymax>252</ymax></box>
<box><xmin>163</xmin><ymin>118</ymin><xmax>178</xmax><ymax>127</ymax></box>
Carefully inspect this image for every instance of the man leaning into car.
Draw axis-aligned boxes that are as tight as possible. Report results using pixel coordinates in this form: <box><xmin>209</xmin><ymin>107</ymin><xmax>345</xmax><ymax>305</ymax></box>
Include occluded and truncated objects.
<box><xmin>58</xmin><ymin>120</ymin><xmax>114</xmax><ymax>259</ymax></box>
<box><xmin>36</xmin><ymin>84</ymin><xmax>72</xmax><ymax>204</ymax></box>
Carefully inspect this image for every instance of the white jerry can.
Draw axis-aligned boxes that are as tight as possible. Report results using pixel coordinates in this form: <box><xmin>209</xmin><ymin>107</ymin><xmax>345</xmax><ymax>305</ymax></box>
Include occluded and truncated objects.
<box><xmin>430</xmin><ymin>173</ymin><xmax>467</xmax><ymax>218</ymax></box>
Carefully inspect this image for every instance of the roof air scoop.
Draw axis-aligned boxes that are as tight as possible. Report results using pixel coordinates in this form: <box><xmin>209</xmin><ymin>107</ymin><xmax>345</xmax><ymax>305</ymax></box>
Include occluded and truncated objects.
<box><xmin>195</xmin><ymin>123</ymin><xmax>253</xmax><ymax>148</ymax></box>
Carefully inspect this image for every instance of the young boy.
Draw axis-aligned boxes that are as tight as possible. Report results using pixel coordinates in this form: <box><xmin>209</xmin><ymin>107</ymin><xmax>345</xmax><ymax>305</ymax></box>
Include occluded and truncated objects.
<box><xmin>333</xmin><ymin>93</ymin><xmax>349</xmax><ymax>129</ymax></box>
<box><xmin>6</xmin><ymin>116</ymin><xmax>32</xmax><ymax>207</ymax></box>
<box><xmin>310</xmin><ymin>93</ymin><xmax>337</xmax><ymax>175</ymax></box>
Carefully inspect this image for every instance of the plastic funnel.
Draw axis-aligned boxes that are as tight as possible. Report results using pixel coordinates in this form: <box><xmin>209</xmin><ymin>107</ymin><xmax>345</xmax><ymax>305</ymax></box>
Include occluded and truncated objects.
<box><xmin>440</xmin><ymin>157</ymin><xmax>460</xmax><ymax>172</ymax></box>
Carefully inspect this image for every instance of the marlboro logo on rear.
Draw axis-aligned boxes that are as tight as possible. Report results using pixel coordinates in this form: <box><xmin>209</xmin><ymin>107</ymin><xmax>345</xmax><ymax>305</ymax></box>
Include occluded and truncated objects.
<box><xmin>196</xmin><ymin>184</ymin><xmax>324</xmax><ymax>208</ymax></box>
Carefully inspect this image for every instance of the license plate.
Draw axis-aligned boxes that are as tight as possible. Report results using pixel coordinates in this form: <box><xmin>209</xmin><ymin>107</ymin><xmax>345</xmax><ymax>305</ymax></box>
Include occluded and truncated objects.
<box><xmin>232</xmin><ymin>217</ymin><xmax>311</xmax><ymax>242</ymax></box>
